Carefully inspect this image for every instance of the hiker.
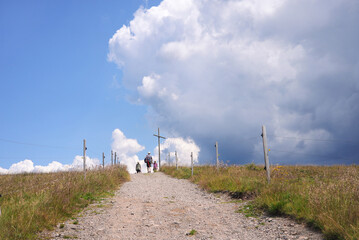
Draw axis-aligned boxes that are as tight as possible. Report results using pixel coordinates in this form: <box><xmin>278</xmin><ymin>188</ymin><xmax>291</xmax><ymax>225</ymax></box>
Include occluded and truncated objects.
<box><xmin>153</xmin><ymin>160</ymin><xmax>158</xmax><ymax>172</ymax></box>
<box><xmin>136</xmin><ymin>162</ymin><xmax>141</xmax><ymax>173</ymax></box>
<box><xmin>144</xmin><ymin>152</ymin><xmax>153</xmax><ymax>173</ymax></box>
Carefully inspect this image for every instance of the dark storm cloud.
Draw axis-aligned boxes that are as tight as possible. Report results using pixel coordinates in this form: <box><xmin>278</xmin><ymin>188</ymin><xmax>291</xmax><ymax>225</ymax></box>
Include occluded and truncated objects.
<box><xmin>109</xmin><ymin>0</ymin><xmax>359</xmax><ymax>165</ymax></box>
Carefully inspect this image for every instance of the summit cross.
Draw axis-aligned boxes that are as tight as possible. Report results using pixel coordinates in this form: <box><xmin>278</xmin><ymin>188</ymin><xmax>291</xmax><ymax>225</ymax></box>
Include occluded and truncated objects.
<box><xmin>153</xmin><ymin>128</ymin><xmax>166</xmax><ymax>169</ymax></box>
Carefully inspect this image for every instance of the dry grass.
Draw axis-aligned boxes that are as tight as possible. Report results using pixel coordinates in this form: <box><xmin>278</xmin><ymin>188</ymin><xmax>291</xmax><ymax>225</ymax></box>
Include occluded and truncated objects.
<box><xmin>0</xmin><ymin>165</ymin><xmax>129</xmax><ymax>240</ymax></box>
<box><xmin>161</xmin><ymin>164</ymin><xmax>359</xmax><ymax>240</ymax></box>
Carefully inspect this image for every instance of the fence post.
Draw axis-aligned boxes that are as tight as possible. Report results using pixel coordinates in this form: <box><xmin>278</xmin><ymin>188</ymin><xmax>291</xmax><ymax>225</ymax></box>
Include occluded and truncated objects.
<box><xmin>261</xmin><ymin>125</ymin><xmax>271</xmax><ymax>184</ymax></box>
<box><xmin>111</xmin><ymin>150</ymin><xmax>113</xmax><ymax>165</ymax></box>
<box><xmin>175</xmin><ymin>151</ymin><xmax>178</xmax><ymax>170</ymax></box>
<box><xmin>215</xmin><ymin>141</ymin><xmax>219</xmax><ymax>169</ymax></box>
<box><xmin>191</xmin><ymin>152</ymin><xmax>194</xmax><ymax>177</ymax></box>
<box><xmin>102</xmin><ymin>152</ymin><xmax>105</xmax><ymax>168</ymax></box>
<box><xmin>83</xmin><ymin>139</ymin><xmax>87</xmax><ymax>179</ymax></box>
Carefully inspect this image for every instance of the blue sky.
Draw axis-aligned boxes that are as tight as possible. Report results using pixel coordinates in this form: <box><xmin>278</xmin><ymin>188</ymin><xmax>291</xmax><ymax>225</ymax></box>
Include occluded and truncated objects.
<box><xmin>1</xmin><ymin>0</ymin><xmax>359</xmax><ymax>172</ymax></box>
<box><xmin>0</xmin><ymin>0</ymin><xmax>162</xmax><ymax>169</ymax></box>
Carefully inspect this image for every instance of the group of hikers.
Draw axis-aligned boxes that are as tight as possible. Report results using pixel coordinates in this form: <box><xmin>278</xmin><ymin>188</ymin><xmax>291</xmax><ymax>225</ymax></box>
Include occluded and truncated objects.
<box><xmin>136</xmin><ymin>152</ymin><xmax>158</xmax><ymax>173</ymax></box>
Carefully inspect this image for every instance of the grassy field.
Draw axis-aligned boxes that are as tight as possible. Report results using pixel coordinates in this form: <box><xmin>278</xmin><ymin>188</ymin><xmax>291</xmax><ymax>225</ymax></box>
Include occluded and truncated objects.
<box><xmin>0</xmin><ymin>165</ymin><xmax>129</xmax><ymax>240</ymax></box>
<box><xmin>161</xmin><ymin>164</ymin><xmax>359</xmax><ymax>240</ymax></box>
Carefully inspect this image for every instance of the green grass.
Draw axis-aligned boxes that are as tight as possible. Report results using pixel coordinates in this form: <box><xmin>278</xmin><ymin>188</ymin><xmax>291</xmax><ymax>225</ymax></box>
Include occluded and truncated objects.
<box><xmin>63</xmin><ymin>235</ymin><xmax>77</xmax><ymax>239</ymax></box>
<box><xmin>188</xmin><ymin>229</ymin><xmax>197</xmax><ymax>236</ymax></box>
<box><xmin>0</xmin><ymin>165</ymin><xmax>129</xmax><ymax>240</ymax></box>
<box><xmin>236</xmin><ymin>202</ymin><xmax>262</xmax><ymax>218</ymax></box>
<box><xmin>72</xmin><ymin>219</ymin><xmax>79</xmax><ymax>225</ymax></box>
<box><xmin>161</xmin><ymin>165</ymin><xmax>359</xmax><ymax>240</ymax></box>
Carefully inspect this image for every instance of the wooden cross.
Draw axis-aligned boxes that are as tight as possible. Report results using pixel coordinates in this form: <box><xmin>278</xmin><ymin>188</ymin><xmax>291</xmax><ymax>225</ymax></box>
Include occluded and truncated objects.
<box><xmin>153</xmin><ymin>128</ymin><xmax>166</xmax><ymax>169</ymax></box>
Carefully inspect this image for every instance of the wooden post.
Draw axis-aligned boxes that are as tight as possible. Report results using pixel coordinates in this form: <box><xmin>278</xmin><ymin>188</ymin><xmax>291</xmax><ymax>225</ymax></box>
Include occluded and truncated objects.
<box><xmin>169</xmin><ymin>152</ymin><xmax>171</xmax><ymax>166</ymax></box>
<box><xmin>102</xmin><ymin>152</ymin><xmax>105</xmax><ymax>168</ymax></box>
<box><xmin>215</xmin><ymin>141</ymin><xmax>219</xmax><ymax>169</ymax></box>
<box><xmin>153</xmin><ymin>128</ymin><xmax>166</xmax><ymax>169</ymax></box>
<box><xmin>111</xmin><ymin>150</ymin><xmax>113</xmax><ymax>165</ymax></box>
<box><xmin>114</xmin><ymin>152</ymin><xmax>117</xmax><ymax>165</ymax></box>
<box><xmin>175</xmin><ymin>151</ymin><xmax>178</xmax><ymax>170</ymax></box>
<box><xmin>83</xmin><ymin>139</ymin><xmax>87</xmax><ymax>179</ymax></box>
<box><xmin>191</xmin><ymin>152</ymin><xmax>194</xmax><ymax>177</ymax></box>
<box><xmin>261</xmin><ymin>125</ymin><xmax>271</xmax><ymax>184</ymax></box>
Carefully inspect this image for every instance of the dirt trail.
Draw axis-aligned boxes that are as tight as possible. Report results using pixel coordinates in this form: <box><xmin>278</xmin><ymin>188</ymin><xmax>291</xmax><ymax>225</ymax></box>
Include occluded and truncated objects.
<box><xmin>43</xmin><ymin>172</ymin><xmax>323</xmax><ymax>240</ymax></box>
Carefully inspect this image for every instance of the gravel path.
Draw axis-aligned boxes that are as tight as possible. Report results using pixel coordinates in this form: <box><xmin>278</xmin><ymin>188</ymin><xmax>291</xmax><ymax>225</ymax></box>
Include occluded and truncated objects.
<box><xmin>43</xmin><ymin>172</ymin><xmax>323</xmax><ymax>240</ymax></box>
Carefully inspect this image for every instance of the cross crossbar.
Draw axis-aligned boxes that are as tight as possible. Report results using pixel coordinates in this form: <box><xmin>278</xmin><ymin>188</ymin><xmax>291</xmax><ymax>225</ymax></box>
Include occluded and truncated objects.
<box><xmin>153</xmin><ymin>134</ymin><xmax>166</xmax><ymax>139</ymax></box>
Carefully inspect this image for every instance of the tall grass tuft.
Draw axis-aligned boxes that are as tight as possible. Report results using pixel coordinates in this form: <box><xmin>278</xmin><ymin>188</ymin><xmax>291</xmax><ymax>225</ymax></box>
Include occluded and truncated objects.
<box><xmin>161</xmin><ymin>165</ymin><xmax>359</xmax><ymax>240</ymax></box>
<box><xmin>0</xmin><ymin>165</ymin><xmax>129</xmax><ymax>240</ymax></box>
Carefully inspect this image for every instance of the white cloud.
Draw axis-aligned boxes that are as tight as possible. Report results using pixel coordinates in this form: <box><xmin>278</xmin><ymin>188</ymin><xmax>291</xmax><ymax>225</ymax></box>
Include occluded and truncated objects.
<box><xmin>109</xmin><ymin>0</ymin><xmax>359</xmax><ymax>164</ymax></box>
<box><xmin>33</xmin><ymin>161</ymin><xmax>70</xmax><ymax>173</ymax></box>
<box><xmin>8</xmin><ymin>159</ymin><xmax>34</xmax><ymax>174</ymax></box>
<box><xmin>0</xmin><ymin>167</ymin><xmax>8</xmax><ymax>174</ymax></box>
<box><xmin>0</xmin><ymin>129</ymin><xmax>147</xmax><ymax>175</ymax></box>
<box><xmin>0</xmin><ymin>156</ymin><xmax>100</xmax><ymax>175</ymax></box>
<box><xmin>153</xmin><ymin>137</ymin><xmax>200</xmax><ymax>167</ymax></box>
<box><xmin>137</xmin><ymin>74</ymin><xmax>161</xmax><ymax>98</ymax></box>
<box><xmin>111</xmin><ymin>128</ymin><xmax>145</xmax><ymax>174</ymax></box>
<box><xmin>69</xmin><ymin>156</ymin><xmax>100</xmax><ymax>171</ymax></box>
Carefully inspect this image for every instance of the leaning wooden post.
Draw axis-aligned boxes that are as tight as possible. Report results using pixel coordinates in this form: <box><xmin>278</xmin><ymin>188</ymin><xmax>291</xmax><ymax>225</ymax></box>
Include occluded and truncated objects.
<box><xmin>191</xmin><ymin>152</ymin><xmax>194</xmax><ymax>177</ymax></box>
<box><xmin>175</xmin><ymin>151</ymin><xmax>178</xmax><ymax>170</ymax></box>
<box><xmin>261</xmin><ymin>125</ymin><xmax>271</xmax><ymax>184</ymax></box>
<box><xmin>114</xmin><ymin>152</ymin><xmax>117</xmax><ymax>165</ymax></box>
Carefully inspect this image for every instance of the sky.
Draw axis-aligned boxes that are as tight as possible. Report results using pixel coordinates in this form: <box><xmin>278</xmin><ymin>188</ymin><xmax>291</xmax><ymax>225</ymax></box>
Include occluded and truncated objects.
<box><xmin>0</xmin><ymin>0</ymin><xmax>358</xmax><ymax>174</ymax></box>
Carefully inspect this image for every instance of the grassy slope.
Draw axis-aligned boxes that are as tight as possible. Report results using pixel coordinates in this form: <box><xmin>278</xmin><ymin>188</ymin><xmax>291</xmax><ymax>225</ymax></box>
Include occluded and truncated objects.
<box><xmin>0</xmin><ymin>166</ymin><xmax>129</xmax><ymax>240</ymax></box>
<box><xmin>161</xmin><ymin>165</ymin><xmax>359</xmax><ymax>240</ymax></box>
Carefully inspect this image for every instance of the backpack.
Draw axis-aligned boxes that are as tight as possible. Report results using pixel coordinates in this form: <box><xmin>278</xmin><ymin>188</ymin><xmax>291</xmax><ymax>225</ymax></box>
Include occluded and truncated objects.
<box><xmin>145</xmin><ymin>156</ymin><xmax>152</xmax><ymax>166</ymax></box>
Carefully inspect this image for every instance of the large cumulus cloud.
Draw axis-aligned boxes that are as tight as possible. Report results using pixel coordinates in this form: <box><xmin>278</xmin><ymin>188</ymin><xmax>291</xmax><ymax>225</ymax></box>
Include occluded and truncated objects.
<box><xmin>109</xmin><ymin>0</ymin><xmax>359</xmax><ymax>165</ymax></box>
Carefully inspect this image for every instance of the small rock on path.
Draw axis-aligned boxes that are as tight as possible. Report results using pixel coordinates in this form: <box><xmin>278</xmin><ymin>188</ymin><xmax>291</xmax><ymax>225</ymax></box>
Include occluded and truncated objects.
<box><xmin>42</xmin><ymin>172</ymin><xmax>323</xmax><ymax>240</ymax></box>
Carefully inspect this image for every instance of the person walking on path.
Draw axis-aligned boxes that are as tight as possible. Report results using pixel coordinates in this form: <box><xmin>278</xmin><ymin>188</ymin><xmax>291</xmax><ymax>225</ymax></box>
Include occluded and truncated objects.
<box><xmin>136</xmin><ymin>162</ymin><xmax>141</xmax><ymax>173</ymax></box>
<box><xmin>144</xmin><ymin>152</ymin><xmax>153</xmax><ymax>173</ymax></box>
<box><xmin>153</xmin><ymin>160</ymin><xmax>158</xmax><ymax>172</ymax></box>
